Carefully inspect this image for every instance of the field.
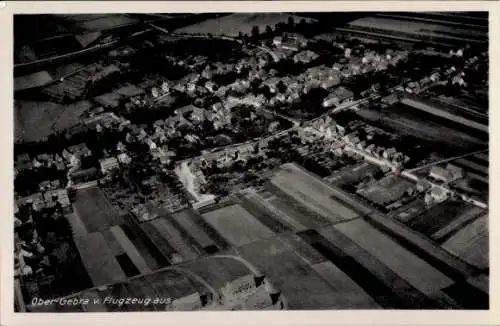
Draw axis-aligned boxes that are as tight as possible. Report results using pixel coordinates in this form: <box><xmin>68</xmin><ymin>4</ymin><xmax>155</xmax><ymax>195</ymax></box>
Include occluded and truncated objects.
<box><xmin>236</xmin><ymin>193</ymin><xmax>293</xmax><ymax>234</ymax></box>
<box><xmin>139</xmin><ymin>222</ymin><xmax>179</xmax><ymax>262</ymax></box>
<box><xmin>15</xmin><ymin>101</ymin><xmax>62</xmax><ymax>143</ymax></box>
<box><xmin>110</xmin><ymin>225</ymin><xmax>152</xmax><ymax>274</ymax></box>
<box><xmin>60</xmin><ymin>14</ymin><xmax>140</xmax><ymax>32</ymax></box>
<box><xmin>311</xmin><ymin>262</ymin><xmax>380</xmax><ymax>308</ymax></box>
<box><xmin>357</xmin><ymin>175</ymin><xmax>413</xmax><ymax>206</ymax></box>
<box><xmin>237</xmin><ymin>237</ymin><xmax>349</xmax><ymax>309</ymax></box>
<box><xmin>74</xmin><ymin>232</ymin><xmax>127</xmax><ymax>287</ymax></box>
<box><xmin>365</xmin><ymin>213</ymin><xmax>478</xmax><ymax>277</ymax></box>
<box><xmin>175</xmin><ymin>13</ymin><xmax>315</xmax><ymax>37</ymax></box>
<box><xmin>202</xmin><ymin>204</ymin><xmax>275</xmax><ymax>247</ymax></box>
<box><xmin>14</xmin><ymin>100</ymin><xmax>93</xmax><ymax>143</ymax></box>
<box><xmin>179</xmin><ymin>255</ymin><xmax>251</xmax><ymax>290</ymax></box>
<box><xmin>405</xmin><ymin>200</ymin><xmax>473</xmax><ymax>236</ymax></box>
<box><xmin>246</xmin><ymin>190</ymin><xmax>308</xmax><ymax>232</ymax></box>
<box><xmin>326</xmin><ymin>162</ymin><xmax>380</xmax><ymax>187</ymax></box>
<box><xmin>391</xmin><ymin>199</ymin><xmax>427</xmax><ymax>223</ymax></box>
<box><xmin>401</xmin><ymin>98</ymin><xmax>488</xmax><ymax>133</ymax></box>
<box><xmin>356</xmin><ymin>106</ymin><xmax>486</xmax><ymax>149</ymax></box>
<box><xmin>317</xmin><ymin>226</ymin><xmax>439</xmax><ymax>308</ymax></box>
<box><xmin>148</xmin><ymin>217</ymin><xmax>201</xmax><ymax>262</ymax></box>
<box><xmin>278</xmin><ymin>233</ymin><xmax>327</xmax><ymax>266</ymax></box>
<box><xmin>14</xmin><ymin>71</ymin><xmax>53</xmax><ymax>91</ymax></box>
<box><xmin>51</xmin><ymin>100</ymin><xmax>93</xmax><ymax>132</ymax></box>
<box><xmin>432</xmin><ymin>207</ymin><xmax>486</xmax><ymax>243</ymax></box>
<box><xmin>348</xmin><ymin>16</ymin><xmax>486</xmax><ymax>42</ymax></box>
<box><xmin>95</xmin><ymin>270</ymin><xmax>199</xmax><ymax>311</ymax></box>
<box><xmin>119</xmin><ymin>222</ymin><xmax>170</xmax><ymax>270</ymax></box>
<box><xmin>73</xmin><ymin>187</ymin><xmax>123</xmax><ymax>233</ymax></box>
<box><xmin>171</xmin><ymin>210</ymin><xmax>217</xmax><ymax>250</ymax></box>
<box><xmin>442</xmin><ymin>215</ymin><xmax>488</xmax><ymax>269</ymax></box>
<box><xmin>335</xmin><ymin>219</ymin><xmax>454</xmax><ymax>295</ymax></box>
<box><xmin>270</xmin><ymin>164</ymin><xmax>360</xmax><ymax>223</ymax></box>
<box><xmin>65</xmin><ymin>212</ymin><xmax>88</xmax><ymax>238</ymax></box>
<box><xmin>454</xmin><ymin>157</ymin><xmax>489</xmax><ymax>176</ymax></box>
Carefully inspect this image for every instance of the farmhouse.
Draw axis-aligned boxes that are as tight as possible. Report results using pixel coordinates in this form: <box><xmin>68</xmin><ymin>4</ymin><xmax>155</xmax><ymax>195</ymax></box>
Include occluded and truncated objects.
<box><xmin>429</xmin><ymin>166</ymin><xmax>454</xmax><ymax>183</ymax></box>
<box><xmin>99</xmin><ymin>157</ymin><xmax>119</xmax><ymax>174</ymax></box>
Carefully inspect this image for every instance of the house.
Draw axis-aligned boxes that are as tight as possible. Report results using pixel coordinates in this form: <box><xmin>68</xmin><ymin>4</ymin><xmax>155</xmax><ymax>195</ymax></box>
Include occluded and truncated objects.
<box><xmin>205</xmin><ymin>81</ymin><xmax>217</xmax><ymax>92</ymax></box>
<box><xmin>262</xmin><ymin>77</ymin><xmax>281</xmax><ymax>93</ymax></box>
<box><xmin>350</xmin><ymin>136</ymin><xmax>360</xmax><ymax>145</ymax></box>
<box><xmin>219</xmin><ymin>274</ymin><xmax>256</xmax><ymax>302</ymax></box>
<box><xmin>357</xmin><ymin>141</ymin><xmax>366</xmax><ymax>150</ymax></box>
<box><xmin>446</xmin><ymin>163</ymin><xmax>464</xmax><ymax>180</ymax></box>
<box><xmin>99</xmin><ymin>157</ymin><xmax>119</xmax><ymax>174</ymax></box>
<box><xmin>280</xmin><ymin>40</ymin><xmax>299</xmax><ymax>52</ymax></box>
<box><xmin>293</xmin><ymin>50</ymin><xmax>319</xmax><ymax>64</ymax></box>
<box><xmin>322</xmin><ymin>86</ymin><xmax>355</xmax><ymax>107</ymax></box>
<box><xmin>365</xmin><ymin>143</ymin><xmax>376</xmax><ymax>154</ymax></box>
<box><xmin>67</xmin><ymin>143</ymin><xmax>91</xmax><ymax>158</ymax></box>
<box><xmin>45</xmin><ymin>189</ymin><xmax>70</xmax><ymax>207</ymax></box>
<box><xmin>117</xmin><ymin>153</ymin><xmax>131</xmax><ymax>165</ymax></box>
<box><xmin>166</xmin><ymin>114</ymin><xmax>191</xmax><ymax>128</ymax></box>
<box><xmin>285</xmin><ymin>33</ymin><xmax>308</xmax><ymax>47</ymax></box>
<box><xmin>145</xmin><ymin>138</ymin><xmax>157</xmax><ymax>150</ymax></box>
<box><xmin>336</xmin><ymin>124</ymin><xmax>346</xmax><ymax>136</ymax></box>
<box><xmin>16</xmin><ymin>154</ymin><xmax>32</xmax><ymax>170</ymax></box>
<box><xmin>116</xmin><ymin>141</ymin><xmax>127</xmax><ymax>152</ymax></box>
<box><xmin>429</xmin><ymin>166</ymin><xmax>454</xmax><ymax>183</ymax></box>
<box><xmin>383</xmin><ymin>148</ymin><xmax>397</xmax><ymax>160</ymax></box>
<box><xmin>381</xmin><ymin>94</ymin><xmax>399</xmax><ymax>106</ymax></box>
<box><xmin>416</xmin><ymin>179</ymin><xmax>431</xmax><ymax>192</ymax></box>
<box><xmin>429</xmin><ymin>187</ymin><xmax>449</xmax><ymax>203</ymax></box>
<box><xmin>189</xmin><ymin>106</ymin><xmax>207</xmax><ymax>123</ymax></box>
<box><xmin>273</xmin><ymin>36</ymin><xmax>283</xmax><ymax>46</ymax></box>
<box><xmin>320</xmin><ymin>74</ymin><xmax>341</xmax><ymax>90</ymax></box>
<box><xmin>332</xmin><ymin>62</ymin><xmax>343</xmax><ymax>71</ymax></box>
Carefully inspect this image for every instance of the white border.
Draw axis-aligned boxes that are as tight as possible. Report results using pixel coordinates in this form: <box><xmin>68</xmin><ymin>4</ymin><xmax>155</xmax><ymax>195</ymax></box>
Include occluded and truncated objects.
<box><xmin>1</xmin><ymin>2</ymin><xmax>499</xmax><ymax>326</ymax></box>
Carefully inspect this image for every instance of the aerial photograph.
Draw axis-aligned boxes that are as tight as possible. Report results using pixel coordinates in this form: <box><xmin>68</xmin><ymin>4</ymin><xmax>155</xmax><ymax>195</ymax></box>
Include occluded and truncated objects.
<box><xmin>13</xmin><ymin>12</ymin><xmax>489</xmax><ymax>312</ymax></box>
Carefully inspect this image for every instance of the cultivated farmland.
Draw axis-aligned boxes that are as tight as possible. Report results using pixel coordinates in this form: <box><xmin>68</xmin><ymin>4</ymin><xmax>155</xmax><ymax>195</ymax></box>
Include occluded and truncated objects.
<box><xmin>432</xmin><ymin>207</ymin><xmax>486</xmax><ymax>243</ymax></box>
<box><xmin>73</xmin><ymin>186</ymin><xmax>122</xmax><ymax>233</ymax></box>
<box><xmin>357</xmin><ymin>175</ymin><xmax>414</xmax><ymax>207</ymax></box>
<box><xmin>237</xmin><ymin>237</ymin><xmax>337</xmax><ymax>309</ymax></box>
<box><xmin>171</xmin><ymin>210</ymin><xmax>217</xmax><ymax>251</ymax></box>
<box><xmin>51</xmin><ymin>100</ymin><xmax>93</xmax><ymax>133</ymax></box>
<box><xmin>74</xmin><ymin>232</ymin><xmax>127</xmax><ymax>287</ymax></box>
<box><xmin>147</xmin><ymin>217</ymin><xmax>201</xmax><ymax>262</ymax></box>
<box><xmin>335</xmin><ymin>219</ymin><xmax>454</xmax><ymax>295</ymax></box>
<box><xmin>442</xmin><ymin>215</ymin><xmax>488</xmax><ymax>269</ymax></box>
<box><xmin>15</xmin><ymin>101</ymin><xmax>63</xmax><ymax>143</ymax></box>
<box><xmin>202</xmin><ymin>204</ymin><xmax>275</xmax><ymax>247</ymax></box>
<box><xmin>405</xmin><ymin>200</ymin><xmax>474</xmax><ymax>237</ymax></box>
<box><xmin>270</xmin><ymin>164</ymin><xmax>361</xmax><ymax>224</ymax></box>
<box><xmin>311</xmin><ymin>227</ymin><xmax>439</xmax><ymax>308</ymax></box>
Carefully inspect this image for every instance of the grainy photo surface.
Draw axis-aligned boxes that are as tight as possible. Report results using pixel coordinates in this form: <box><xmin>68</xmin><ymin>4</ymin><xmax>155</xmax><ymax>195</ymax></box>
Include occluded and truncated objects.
<box><xmin>13</xmin><ymin>12</ymin><xmax>489</xmax><ymax>312</ymax></box>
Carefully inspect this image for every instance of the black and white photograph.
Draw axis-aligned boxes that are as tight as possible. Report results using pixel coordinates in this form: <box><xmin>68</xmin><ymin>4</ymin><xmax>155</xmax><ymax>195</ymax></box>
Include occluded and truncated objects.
<box><xmin>8</xmin><ymin>3</ymin><xmax>493</xmax><ymax>319</ymax></box>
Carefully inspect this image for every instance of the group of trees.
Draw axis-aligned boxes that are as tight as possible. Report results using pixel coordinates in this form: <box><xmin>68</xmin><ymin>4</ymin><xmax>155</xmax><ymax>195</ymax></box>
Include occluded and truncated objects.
<box><xmin>18</xmin><ymin>204</ymin><xmax>93</xmax><ymax>300</ymax></box>
<box><xmin>242</xmin><ymin>16</ymin><xmax>314</xmax><ymax>44</ymax></box>
<box><xmin>15</xmin><ymin>167</ymin><xmax>68</xmax><ymax>197</ymax></box>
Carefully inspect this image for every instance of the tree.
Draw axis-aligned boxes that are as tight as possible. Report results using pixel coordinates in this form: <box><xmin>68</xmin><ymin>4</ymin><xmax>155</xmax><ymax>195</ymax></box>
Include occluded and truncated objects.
<box><xmin>251</xmin><ymin>25</ymin><xmax>260</xmax><ymax>41</ymax></box>
<box><xmin>276</xmin><ymin>80</ymin><xmax>287</xmax><ymax>93</ymax></box>
<box><xmin>265</xmin><ymin>25</ymin><xmax>273</xmax><ymax>36</ymax></box>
